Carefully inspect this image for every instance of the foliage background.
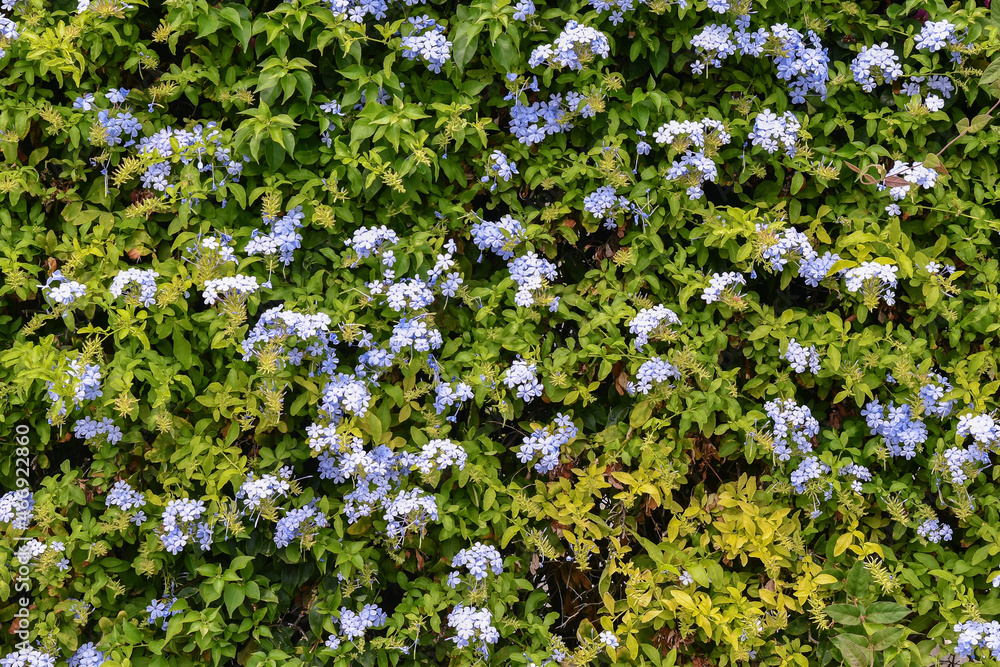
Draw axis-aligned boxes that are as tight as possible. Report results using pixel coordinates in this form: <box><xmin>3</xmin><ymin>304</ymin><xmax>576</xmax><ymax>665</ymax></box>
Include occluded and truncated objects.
<box><xmin>2</xmin><ymin>0</ymin><xmax>1000</xmax><ymax>665</ymax></box>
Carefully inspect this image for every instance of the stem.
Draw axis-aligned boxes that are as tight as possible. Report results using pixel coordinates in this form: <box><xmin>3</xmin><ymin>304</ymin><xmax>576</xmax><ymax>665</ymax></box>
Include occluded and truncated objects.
<box><xmin>935</xmin><ymin>97</ymin><xmax>1000</xmax><ymax>158</ymax></box>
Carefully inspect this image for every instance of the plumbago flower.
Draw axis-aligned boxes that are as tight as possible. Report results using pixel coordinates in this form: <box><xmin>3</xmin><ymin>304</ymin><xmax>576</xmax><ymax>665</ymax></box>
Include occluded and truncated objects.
<box><xmin>326</xmin><ymin>604</ymin><xmax>387</xmax><ymax>648</ymax></box>
<box><xmin>840</xmin><ymin>261</ymin><xmax>898</xmax><ymax>307</ymax></box>
<box><xmin>689</xmin><ymin>21</ymin><xmax>828</xmax><ymax>102</ymax></box>
<box><xmin>850</xmin><ymin>43</ymin><xmax>902</xmax><ymax>92</ymax></box>
<box><xmin>482</xmin><ymin>149</ymin><xmax>518</xmax><ymax>190</ymax></box>
<box><xmin>881</xmin><ymin>160</ymin><xmax>939</xmax><ymax>201</ymax></box>
<box><xmin>202</xmin><ymin>274</ymin><xmax>260</xmax><ymax>306</ymax></box>
<box><xmin>508</xmin><ymin>253</ymin><xmax>557</xmax><ymax>307</ymax></box>
<box><xmin>401</xmin><ymin>15</ymin><xmax>451</xmax><ymax>73</ymax></box>
<box><xmin>782</xmin><ymin>338</ymin><xmax>820</xmax><ymax>374</ymax></box>
<box><xmin>701</xmin><ymin>271</ymin><xmax>746</xmax><ymax>304</ymax></box>
<box><xmin>748</xmin><ymin>109</ymin><xmax>800</xmax><ymax>157</ymax></box>
<box><xmin>653</xmin><ymin>117</ymin><xmax>731</xmax><ymax>199</ymax></box>
<box><xmin>529</xmin><ymin>21</ymin><xmax>610</xmax><ymax>70</ymax></box>
<box><xmin>245</xmin><ymin>206</ymin><xmax>305</xmax><ymax>266</ymax></box>
<box><xmin>503</xmin><ymin>356</ymin><xmax>543</xmax><ymax>401</ymax></box>
<box><xmin>628</xmin><ymin>304</ymin><xmax>680</xmax><ymax>350</ymax></box>
<box><xmin>448</xmin><ymin>542</ymin><xmax>503</xmax><ymax>587</ymax></box>
<box><xmin>108</xmin><ymin>268</ymin><xmax>158</xmax><ymax>306</ymax></box>
<box><xmin>471</xmin><ymin>214</ymin><xmax>524</xmax><ymax>260</ymax></box>
<box><xmin>448</xmin><ymin>605</ymin><xmax>500</xmax><ymax>655</ymax></box>
<box><xmin>914</xmin><ymin>20</ymin><xmax>963</xmax><ymax>61</ymax></box>
<box><xmin>38</xmin><ymin>270</ymin><xmax>87</xmax><ymax>307</ymax></box>
<box><xmin>627</xmin><ymin>356</ymin><xmax>681</xmax><ymax>395</ymax></box>
<box><xmin>517</xmin><ymin>413</ymin><xmax>578</xmax><ymax>473</ymax></box>
<box><xmin>0</xmin><ymin>489</ymin><xmax>34</xmax><ymax>530</ymax></box>
<box><xmin>45</xmin><ymin>358</ymin><xmax>103</xmax><ymax>423</ymax></box>
<box><xmin>507</xmin><ymin>86</ymin><xmax>601</xmax><ymax>145</ymax></box>
<box><xmin>762</xmin><ymin>398</ymin><xmax>819</xmax><ymax>461</ymax></box>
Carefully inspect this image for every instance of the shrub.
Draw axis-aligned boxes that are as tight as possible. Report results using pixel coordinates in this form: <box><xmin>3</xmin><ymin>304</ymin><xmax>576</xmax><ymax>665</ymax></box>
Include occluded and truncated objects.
<box><xmin>2</xmin><ymin>0</ymin><xmax>1000</xmax><ymax>666</ymax></box>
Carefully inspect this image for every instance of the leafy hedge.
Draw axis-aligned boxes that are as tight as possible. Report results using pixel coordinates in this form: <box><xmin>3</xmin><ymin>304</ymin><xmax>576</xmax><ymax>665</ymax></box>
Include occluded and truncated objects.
<box><xmin>3</xmin><ymin>0</ymin><xmax>1000</xmax><ymax>666</ymax></box>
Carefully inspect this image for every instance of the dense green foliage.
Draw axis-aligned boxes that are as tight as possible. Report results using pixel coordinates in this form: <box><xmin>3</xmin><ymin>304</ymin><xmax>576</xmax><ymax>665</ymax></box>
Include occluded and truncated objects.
<box><xmin>4</xmin><ymin>0</ymin><xmax>1000</xmax><ymax>666</ymax></box>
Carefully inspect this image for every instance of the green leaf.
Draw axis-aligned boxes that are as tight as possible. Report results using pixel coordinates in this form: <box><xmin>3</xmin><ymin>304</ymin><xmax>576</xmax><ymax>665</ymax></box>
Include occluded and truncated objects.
<box><xmin>969</xmin><ymin>114</ymin><xmax>993</xmax><ymax>134</ymax></box>
<box><xmin>451</xmin><ymin>22</ymin><xmax>484</xmax><ymax>72</ymax></box>
<box><xmin>846</xmin><ymin>561</ymin><xmax>871</xmax><ymax>599</ymax></box>
<box><xmin>224</xmin><ymin>584</ymin><xmax>245</xmax><ymax>615</ymax></box>
<box><xmin>832</xmin><ymin>634</ymin><xmax>871</xmax><ymax>667</ymax></box>
<box><xmin>869</xmin><ymin>627</ymin><xmax>904</xmax><ymax>651</ymax></box>
<box><xmin>826</xmin><ymin>604</ymin><xmax>863</xmax><ymax>626</ymax></box>
<box><xmin>864</xmin><ymin>602</ymin><xmax>909</xmax><ymax>624</ymax></box>
<box><xmin>981</xmin><ymin>59</ymin><xmax>1000</xmax><ymax>97</ymax></box>
<box><xmin>630</xmin><ymin>400</ymin><xmax>653</xmax><ymax>428</ymax></box>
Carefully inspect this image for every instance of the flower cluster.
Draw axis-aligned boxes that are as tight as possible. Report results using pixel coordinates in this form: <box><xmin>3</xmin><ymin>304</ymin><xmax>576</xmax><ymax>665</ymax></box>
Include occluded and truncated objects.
<box><xmin>0</xmin><ymin>649</ymin><xmax>55</xmax><ymax>667</ymax></box>
<box><xmin>109</xmin><ymin>268</ymin><xmax>159</xmax><ymax>306</ymax></box>
<box><xmin>763</xmin><ymin>398</ymin><xmax>819</xmax><ymax>461</ymax></box>
<box><xmin>503</xmin><ymin>356</ymin><xmax>543</xmax><ymax>401</ymax></box>
<box><xmin>105</xmin><ymin>480</ymin><xmax>147</xmax><ymax>514</ymax></box>
<box><xmin>202</xmin><ymin>274</ymin><xmax>260</xmax><ymax>305</ymax></box>
<box><xmin>330</xmin><ymin>604</ymin><xmax>387</xmax><ymax>646</ymax></box>
<box><xmin>0</xmin><ymin>16</ymin><xmax>19</xmax><ymax>60</ymax></box>
<box><xmin>627</xmin><ymin>356</ymin><xmax>681</xmax><ymax>395</ymax></box>
<box><xmin>240</xmin><ymin>304</ymin><xmax>334</xmax><ymax>365</ymax></box>
<box><xmin>953</xmin><ymin>620</ymin><xmax>1000</xmax><ymax>660</ymax></box>
<box><xmin>628</xmin><ymin>304</ymin><xmax>680</xmax><ymax>350</ymax></box>
<box><xmin>508</xmin><ymin>253</ymin><xmax>557</xmax><ymax>308</ymax></box>
<box><xmin>449</xmin><ymin>543</ymin><xmax>504</xmax><ymax>585</ymax></box>
<box><xmin>383</xmin><ymin>488</ymin><xmax>438</xmax><ymax>542</ymax></box>
<box><xmin>237</xmin><ymin>471</ymin><xmax>292</xmax><ymax>512</ymax></box>
<box><xmin>748</xmin><ymin>109</ymin><xmax>801</xmax><ymax>157</ymax></box>
<box><xmin>146</xmin><ymin>597</ymin><xmax>180</xmax><ymax>630</ymax></box>
<box><xmin>861</xmin><ymin>400</ymin><xmax>927</xmax><ymax>459</ymax></box>
<box><xmin>38</xmin><ymin>270</ymin><xmax>87</xmax><ymax>307</ymax></box>
<box><xmin>160</xmin><ymin>498</ymin><xmax>209</xmax><ymax>554</ymax></box>
<box><xmin>783</xmin><ymin>339</ymin><xmax>820</xmax><ymax>374</ymax></box>
<box><xmin>690</xmin><ymin>21</ymin><xmax>828</xmax><ymax>103</ymax></box>
<box><xmin>67</xmin><ymin>644</ymin><xmax>104</xmax><ymax>667</ymax></box>
<box><xmin>790</xmin><ymin>456</ymin><xmax>830</xmax><ymax>493</ymax></box>
<box><xmin>850</xmin><ymin>43</ymin><xmax>902</xmax><ymax>92</ymax></box>
<box><xmin>46</xmin><ymin>358</ymin><xmax>103</xmax><ymax>422</ymax></box>
<box><xmin>136</xmin><ymin>122</ymin><xmax>243</xmax><ymax>194</ymax></box>
<box><xmin>916</xmin><ymin>517</ymin><xmax>953</xmax><ymax>543</ymax></box>
<box><xmin>512</xmin><ymin>0</ymin><xmax>535</xmax><ymax>20</ymax></box>
<box><xmin>274</xmin><ymin>503</ymin><xmax>328</xmax><ymax>548</ymax></box>
<box><xmin>653</xmin><ymin>118</ymin><xmax>731</xmax><ymax>199</ymax></box>
<box><xmin>0</xmin><ymin>490</ymin><xmax>33</xmax><ymax>530</ymax></box>
<box><xmin>915</xmin><ymin>20</ymin><xmax>962</xmax><ymax>59</ymax></box>
<box><xmin>74</xmin><ymin>416</ymin><xmax>123</xmax><ymax>445</ymax></box>
<box><xmin>883</xmin><ymin>160</ymin><xmax>939</xmax><ymax>200</ymax></box>
<box><xmin>401</xmin><ymin>16</ymin><xmax>452</xmax><ymax>73</ymax></box>
<box><xmin>185</xmin><ymin>234</ymin><xmax>238</xmax><ymax>273</ymax></box>
<box><xmin>917</xmin><ymin>372</ymin><xmax>955</xmax><ymax>418</ymax></box>
<box><xmin>482</xmin><ymin>150</ymin><xmax>518</xmax><ymax>190</ymax></box>
<box><xmin>246</xmin><ymin>206</ymin><xmax>305</xmax><ymax>266</ymax></box>
<box><xmin>701</xmin><ymin>271</ymin><xmax>746</xmax><ymax>304</ymax></box>
<box><xmin>839</xmin><ymin>463</ymin><xmax>872</xmax><ymax>493</ymax></box>
<box><xmin>584</xmin><ymin>186</ymin><xmax>634</xmax><ymax>228</ymax></box>
<box><xmin>413</xmin><ymin>438</ymin><xmax>468</xmax><ymax>474</ymax></box>
<box><xmin>448</xmin><ymin>605</ymin><xmax>500</xmax><ymax>655</ymax></box>
<box><xmin>346</xmin><ymin>225</ymin><xmax>400</xmax><ymax>259</ymax></box>
<box><xmin>517</xmin><ymin>413</ymin><xmax>578</xmax><ymax>473</ymax></box>
<box><xmin>529</xmin><ymin>21</ymin><xmax>610</xmax><ymax>70</ymax></box>
<box><xmin>841</xmin><ymin>262</ymin><xmax>898</xmax><ymax>306</ymax></box>
<box><xmin>14</xmin><ymin>539</ymin><xmax>47</xmax><ymax>565</ymax></box>
<box><xmin>389</xmin><ymin>317</ymin><xmax>443</xmax><ymax>354</ymax></box>
<box><xmin>508</xmin><ymin>89</ymin><xmax>599</xmax><ymax>145</ymax></box>
<box><xmin>758</xmin><ymin>225</ymin><xmax>816</xmax><ymax>272</ymax></box>
<box><xmin>434</xmin><ymin>379</ymin><xmax>474</xmax><ymax>416</ymax></box>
